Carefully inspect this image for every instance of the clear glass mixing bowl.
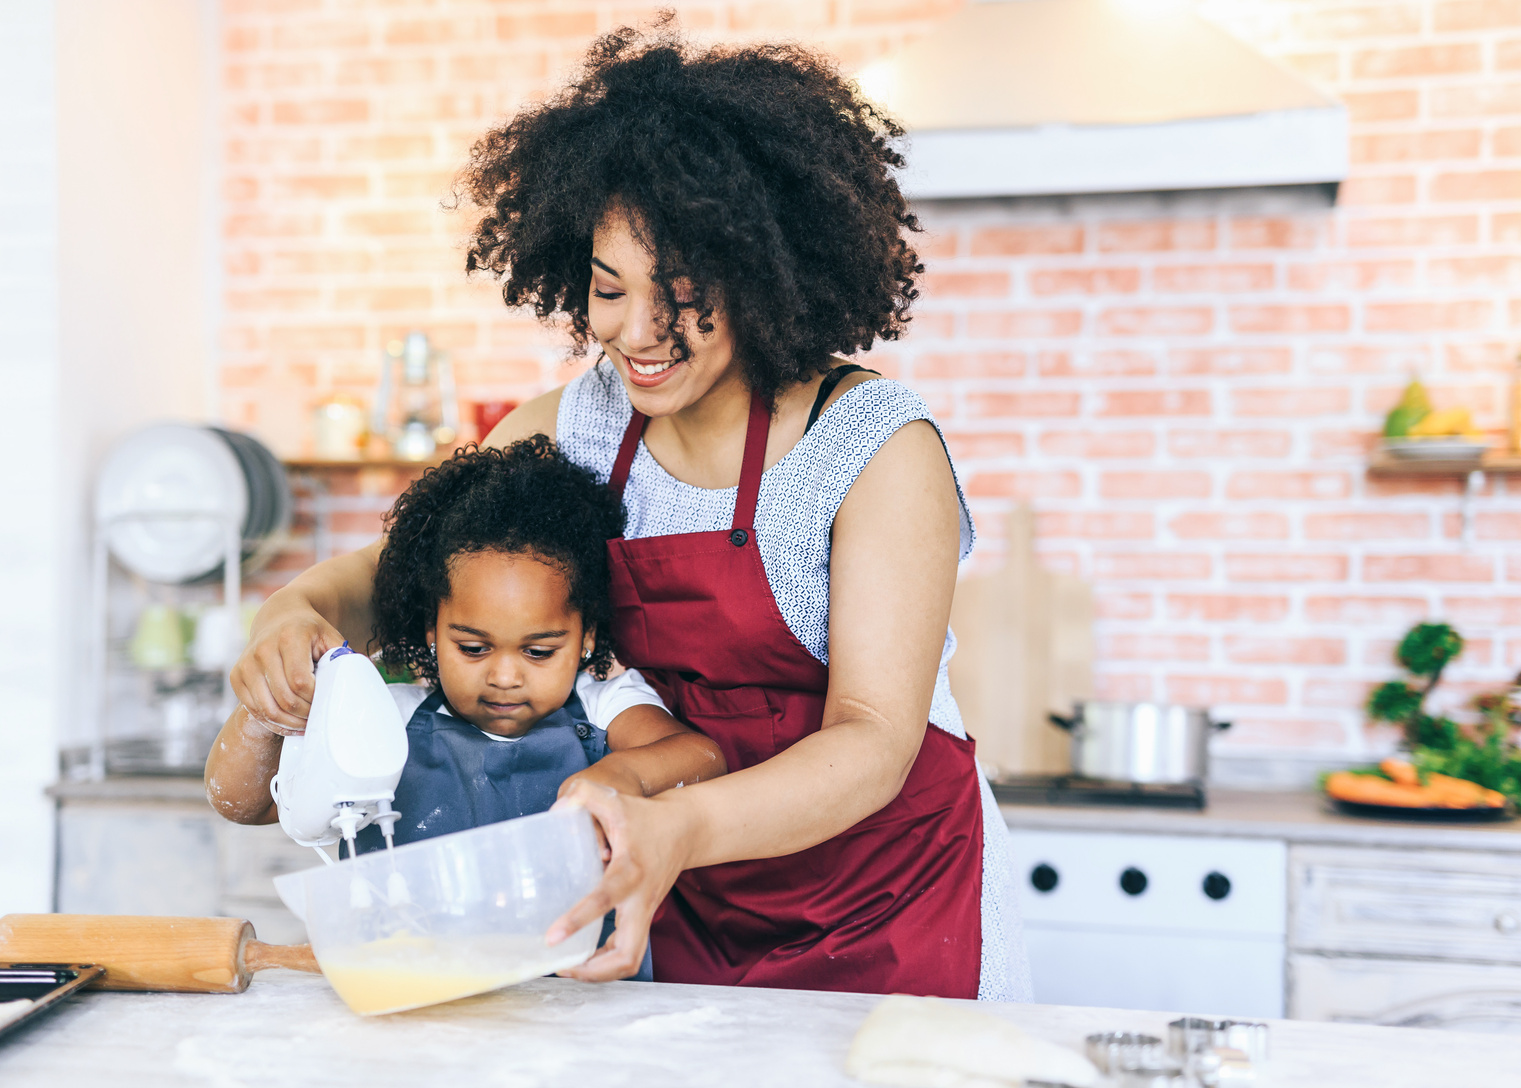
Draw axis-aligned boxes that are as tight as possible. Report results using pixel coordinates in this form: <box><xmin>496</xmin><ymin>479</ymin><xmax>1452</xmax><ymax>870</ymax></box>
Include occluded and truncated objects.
<box><xmin>274</xmin><ymin>808</ymin><xmax>604</xmax><ymax>1015</ymax></box>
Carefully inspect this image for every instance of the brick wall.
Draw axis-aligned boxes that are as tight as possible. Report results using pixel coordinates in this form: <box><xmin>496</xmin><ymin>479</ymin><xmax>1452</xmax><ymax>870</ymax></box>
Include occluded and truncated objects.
<box><xmin>223</xmin><ymin>0</ymin><xmax>1521</xmax><ymax>758</ymax></box>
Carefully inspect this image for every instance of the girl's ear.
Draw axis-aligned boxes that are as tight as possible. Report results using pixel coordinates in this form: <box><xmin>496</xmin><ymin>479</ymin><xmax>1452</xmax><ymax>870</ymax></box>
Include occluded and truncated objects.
<box><xmin>426</xmin><ymin>624</ymin><xmax>437</xmax><ymax>652</ymax></box>
<box><xmin>581</xmin><ymin>627</ymin><xmax>596</xmax><ymax>663</ymax></box>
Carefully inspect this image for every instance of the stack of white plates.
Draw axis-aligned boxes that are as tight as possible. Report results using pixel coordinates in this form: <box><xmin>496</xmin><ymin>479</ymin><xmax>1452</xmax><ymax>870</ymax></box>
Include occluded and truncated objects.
<box><xmin>96</xmin><ymin>423</ymin><xmax>291</xmax><ymax>584</ymax></box>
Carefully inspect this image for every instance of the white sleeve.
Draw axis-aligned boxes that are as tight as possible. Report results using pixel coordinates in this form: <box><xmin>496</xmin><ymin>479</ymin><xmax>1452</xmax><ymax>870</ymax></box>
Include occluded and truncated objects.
<box><xmin>387</xmin><ymin>683</ymin><xmax>431</xmax><ymax>722</ymax></box>
<box><xmin>575</xmin><ymin>668</ymin><xmax>668</xmax><ymax>732</ymax></box>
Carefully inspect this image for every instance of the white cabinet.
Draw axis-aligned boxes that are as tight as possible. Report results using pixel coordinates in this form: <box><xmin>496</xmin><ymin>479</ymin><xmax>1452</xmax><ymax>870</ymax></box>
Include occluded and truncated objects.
<box><xmin>1287</xmin><ymin>844</ymin><xmax>1521</xmax><ymax>1029</ymax></box>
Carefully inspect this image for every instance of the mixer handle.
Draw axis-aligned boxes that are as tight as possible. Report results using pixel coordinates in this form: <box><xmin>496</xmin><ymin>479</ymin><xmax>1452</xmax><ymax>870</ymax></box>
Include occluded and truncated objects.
<box><xmin>1211</xmin><ymin>717</ymin><xmax>1233</xmax><ymax>731</ymax></box>
<box><xmin>1048</xmin><ymin>711</ymin><xmax>1080</xmax><ymax>732</ymax></box>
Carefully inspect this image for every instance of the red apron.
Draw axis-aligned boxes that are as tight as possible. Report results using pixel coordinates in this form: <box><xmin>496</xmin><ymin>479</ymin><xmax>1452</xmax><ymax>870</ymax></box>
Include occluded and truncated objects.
<box><xmin>605</xmin><ymin>392</ymin><xmax>985</xmax><ymax>997</ymax></box>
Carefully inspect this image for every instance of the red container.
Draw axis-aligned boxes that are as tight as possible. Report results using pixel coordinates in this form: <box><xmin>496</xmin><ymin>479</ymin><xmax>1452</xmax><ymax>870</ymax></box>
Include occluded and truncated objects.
<box><xmin>473</xmin><ymin>400</ymin><xmax>517</xmax><ymax>442</ymax></box>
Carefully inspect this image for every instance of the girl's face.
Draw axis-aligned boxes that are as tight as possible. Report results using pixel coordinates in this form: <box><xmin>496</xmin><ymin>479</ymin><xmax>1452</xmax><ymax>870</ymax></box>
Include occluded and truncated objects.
<box><xmin>588</xmin><ymin>204</ymin><xmax>741</xmax><ymax>418</ymax></box>
<box><xmin>426</xmin><ymin>550</ymin><xmax>594</xmax><ymax>738</ymax></box>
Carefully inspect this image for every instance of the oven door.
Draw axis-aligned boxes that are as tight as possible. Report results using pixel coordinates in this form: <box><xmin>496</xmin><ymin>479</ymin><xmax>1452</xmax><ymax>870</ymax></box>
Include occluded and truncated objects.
<box><xmin>1009</xmin><ymin>828</ymin><xmax>1287</xmax><ymax>1018</ymax></box>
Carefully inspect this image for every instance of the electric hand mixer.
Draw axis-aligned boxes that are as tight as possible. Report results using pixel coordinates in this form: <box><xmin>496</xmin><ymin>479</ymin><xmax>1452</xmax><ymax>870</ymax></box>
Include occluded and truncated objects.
<box><xmin>0</xmin><ymin>650</ymin><xmax>413</xmax><ymax>999</ymax></box>
<box><xmin>271</xmin><ymin>643</ymin><xmax>408</xmax><ymax>864</ymax></box>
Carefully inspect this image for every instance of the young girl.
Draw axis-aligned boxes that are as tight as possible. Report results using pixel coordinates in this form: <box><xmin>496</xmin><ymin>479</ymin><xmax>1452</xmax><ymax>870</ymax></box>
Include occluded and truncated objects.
<box><xmin>205</xmin><ymin>438</ymin><xmax>726</xmax><ymax>973</ymax></box>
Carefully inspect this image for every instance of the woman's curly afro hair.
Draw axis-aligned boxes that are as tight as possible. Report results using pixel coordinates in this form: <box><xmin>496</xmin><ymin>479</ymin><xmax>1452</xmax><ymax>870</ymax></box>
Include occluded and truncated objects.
<box><xmin>371</xmin><ymin>437</ymin><xmax>626</xmax><ymax>687</ymax></box>
<box><xmin>458</xmin><ymin>17</ymin><xmax>922</xmax><ymax>402</ymax></box>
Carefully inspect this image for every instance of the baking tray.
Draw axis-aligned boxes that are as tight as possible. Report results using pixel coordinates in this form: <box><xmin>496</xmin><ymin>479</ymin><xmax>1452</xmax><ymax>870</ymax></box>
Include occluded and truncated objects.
<box><xmin>1328</xmin><ymin>797</ymin><xmax>1516</xmax><ymax>822</ymax></box>
<box><xmin>0</xmin><ymin>964</ymin><xmax>104</xmax><ymax>1043</ymax></box>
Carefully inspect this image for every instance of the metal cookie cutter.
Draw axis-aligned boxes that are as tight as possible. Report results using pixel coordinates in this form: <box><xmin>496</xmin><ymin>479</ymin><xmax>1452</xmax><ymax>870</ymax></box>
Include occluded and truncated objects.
<box><xmin>1084</xmin><ymin>1032</ymin><xmax>1186</xmax><ymax>1085</ymax></box>
<box><xmin>1167</xmin><ymin>1018</ymin><xmax>1269</xmax><ymax>1086</ymax></box>
<box><xmin>1167</xmin><ymin>1018</ymin><xmax>1270</xmax><ymax>1064</ymax></box>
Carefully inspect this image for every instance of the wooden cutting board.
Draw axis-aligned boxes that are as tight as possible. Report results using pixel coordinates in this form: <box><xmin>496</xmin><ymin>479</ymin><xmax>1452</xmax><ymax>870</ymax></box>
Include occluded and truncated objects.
<box><xmin>948</xmin><ymin>505</ymin><xmax>1093</xmax><ymax>777</ymax></box>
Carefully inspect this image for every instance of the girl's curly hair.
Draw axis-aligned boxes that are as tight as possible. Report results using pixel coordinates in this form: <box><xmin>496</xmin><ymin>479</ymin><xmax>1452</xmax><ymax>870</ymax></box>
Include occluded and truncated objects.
<box><xmin>372</xmin><ymin>437</ymin><xmax>626</xmax><ymax>687</ymax></box>
<box><xmin>458</xmin><ymin>17</ymin><xmax>922</xmax><ymax>402</ymax></box>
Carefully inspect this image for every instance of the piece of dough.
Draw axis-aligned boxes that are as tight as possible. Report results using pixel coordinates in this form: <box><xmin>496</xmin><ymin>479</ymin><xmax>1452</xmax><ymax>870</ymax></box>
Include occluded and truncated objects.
<box><xmin>845</xmin><ymin>995</ymin><xmax>1097</xmax><ymax>1088</ymax></box>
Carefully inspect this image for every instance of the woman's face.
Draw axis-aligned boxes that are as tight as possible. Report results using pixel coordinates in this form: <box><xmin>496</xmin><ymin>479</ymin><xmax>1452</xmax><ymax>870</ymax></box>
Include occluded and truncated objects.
<box><xmin>588</xmin><ymin>205</ymin><xmax>740</xmax><ymax>418</ymax></box>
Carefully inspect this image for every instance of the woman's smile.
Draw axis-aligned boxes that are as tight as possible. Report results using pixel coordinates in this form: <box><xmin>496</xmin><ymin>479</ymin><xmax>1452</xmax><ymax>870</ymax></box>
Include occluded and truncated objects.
<box><xmin>620</xmin><ymin>350</ymin><xmax>685</xmax><ymax>387</ymax></box>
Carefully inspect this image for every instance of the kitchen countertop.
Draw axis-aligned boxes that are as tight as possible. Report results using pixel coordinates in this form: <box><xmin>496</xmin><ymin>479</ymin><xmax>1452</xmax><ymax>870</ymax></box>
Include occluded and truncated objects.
<box><xmin>1001</xmin><ymin>787</ymin><xmax>1521</xmax><ymax>852</ymax></box>
<box><xmin>47</xmin><ymin>776</ymin><xmax>208</xmax><ymax>804</ymax></box>
<box><xmin>0</xmin><ymin>970</ymin><xmax>1513</xmax><ymax>1087</ymax></box>
<box><xmin>47</xmin><ymin>779</ymin><xmax>1521</xmax><ymax>852</ymax></box>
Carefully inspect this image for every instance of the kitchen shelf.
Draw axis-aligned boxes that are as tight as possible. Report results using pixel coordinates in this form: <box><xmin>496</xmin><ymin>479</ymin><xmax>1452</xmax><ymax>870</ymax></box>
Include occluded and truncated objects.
<box><xmin>1367</xmin><ymin>449</ymin><xmax>1521</xmax><ymax>477</ymax></box>
<box><xmin>281</xmin><ymin>455</ymin><xmax>448</xmax><ymax>471</ymax></box>
<box><xmin>1365</xmin><ymin>445</ymin><xmax>1521</xmax><ymax>547</ymax></box>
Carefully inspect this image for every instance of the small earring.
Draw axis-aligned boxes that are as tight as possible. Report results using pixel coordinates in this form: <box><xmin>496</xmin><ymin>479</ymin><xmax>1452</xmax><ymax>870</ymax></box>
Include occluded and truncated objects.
<box><xmin>429</xmin><ymin>643</ymin><xmax>436</xmax><ymax>656</ymax></box>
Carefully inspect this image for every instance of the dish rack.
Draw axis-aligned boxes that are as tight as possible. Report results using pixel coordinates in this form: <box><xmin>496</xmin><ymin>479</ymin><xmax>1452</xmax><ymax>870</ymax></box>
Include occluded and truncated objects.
<box><xmin>85</xmin><ymin>424</ymin><xmax>290</xmax><ymax>779</ymax></box>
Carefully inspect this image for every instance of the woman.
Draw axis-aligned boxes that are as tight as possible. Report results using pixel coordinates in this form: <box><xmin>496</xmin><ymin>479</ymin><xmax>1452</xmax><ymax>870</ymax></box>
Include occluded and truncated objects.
<box><xmin>233</xmin><ymin>24</ymin><xmax>1031</xmax><ymax>1001</ymax></box>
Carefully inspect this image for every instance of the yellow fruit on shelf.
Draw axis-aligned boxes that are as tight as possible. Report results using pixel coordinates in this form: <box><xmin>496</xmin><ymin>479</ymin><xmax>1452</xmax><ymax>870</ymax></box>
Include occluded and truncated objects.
<box><xmin>1407</xmin><ymin>407</ymin><xmax>1475</xmax><ymax>438</ymax></box>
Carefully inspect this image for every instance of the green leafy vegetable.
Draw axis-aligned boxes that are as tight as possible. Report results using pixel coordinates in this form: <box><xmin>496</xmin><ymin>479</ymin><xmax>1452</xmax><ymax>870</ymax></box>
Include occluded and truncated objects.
<box><xmin>1365</xmin><ymin>621</ymin><xmax>1521</xmax><ymax>806</ymax></box>
<box><xmin>1396</xmin><ymin>622</ymin><xmax>1464</xmax><ymax>680</ymax></box>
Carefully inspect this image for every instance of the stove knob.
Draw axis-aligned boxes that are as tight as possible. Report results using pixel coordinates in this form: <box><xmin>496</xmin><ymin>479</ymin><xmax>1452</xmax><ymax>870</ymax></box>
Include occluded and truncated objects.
<box><xmin>1030</xmin><ymin>863</ymin><xmax>1059</xmax><ymax>893</ymax></box>
<box><xmin>1203</xmin><ymin>871</ymin><xmax>1232</xmax><ymax>900</ymax></box>
<box><xmin>1120</xmin><ymin>867</ymin><xmax>1148</xmax><ymax>896</ymax></box>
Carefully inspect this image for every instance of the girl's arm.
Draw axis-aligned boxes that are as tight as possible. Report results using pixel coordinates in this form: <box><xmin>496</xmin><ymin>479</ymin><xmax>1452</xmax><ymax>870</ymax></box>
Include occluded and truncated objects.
<box><xmin>204</xmin><ymin>705</ymin><xmax>283</xmax><ymax>824</ymax></box>
<box><xmin>229</xmin><ymin>390</ymin><xmax>564</xmax><ymax>731</ymax></box>
<box><xmin>558</xmin><ymin>706</ymin><xmax>727</xmax><ymax>799</ymax></box>
<box><xmin>550</xmin><ymin>418</ymin><xmax>960</xmax><ymax>980</ymax></box>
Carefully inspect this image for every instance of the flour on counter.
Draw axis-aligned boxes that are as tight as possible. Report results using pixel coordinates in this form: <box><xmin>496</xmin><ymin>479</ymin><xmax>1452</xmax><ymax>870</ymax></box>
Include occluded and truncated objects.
<box><xmin>615</xmin><ymin>1005</ymin><xmax>729</xmax><ymax>1037</ymax></box>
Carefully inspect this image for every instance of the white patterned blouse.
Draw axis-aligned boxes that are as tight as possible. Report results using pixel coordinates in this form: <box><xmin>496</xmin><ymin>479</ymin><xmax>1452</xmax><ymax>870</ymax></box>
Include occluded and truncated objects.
<box><xmin>556</xmin><ymin>359</ymin><xmax>1032</xmax><ymax>1002</ymax></box>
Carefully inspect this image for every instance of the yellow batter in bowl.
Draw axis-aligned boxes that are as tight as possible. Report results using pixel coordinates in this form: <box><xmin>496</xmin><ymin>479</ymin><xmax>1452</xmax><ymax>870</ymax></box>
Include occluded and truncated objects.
<box><xmin>318</xmin><ymin>932</ymin><xmax>594</xmax><ymax>1016</ymax></box>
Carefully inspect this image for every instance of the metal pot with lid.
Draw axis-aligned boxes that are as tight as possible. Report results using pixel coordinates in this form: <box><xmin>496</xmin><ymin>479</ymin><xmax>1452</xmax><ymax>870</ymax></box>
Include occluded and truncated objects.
<box><xmin>1048</xmin><ymin>701</ymin><xmax>1231</xmax><ymax>785</ymax></box>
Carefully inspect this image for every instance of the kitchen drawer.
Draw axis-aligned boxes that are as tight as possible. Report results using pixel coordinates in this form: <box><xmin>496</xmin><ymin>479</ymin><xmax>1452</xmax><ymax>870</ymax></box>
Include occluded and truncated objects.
<box><xmin>1290</xmin><ymin>845</ymin><xmax>1521</xmax><ymax>964</ymax></box>
<box><xmin>1289</xmin><ymin>952</ymin><xmax>1521</xmax><ymax>1032</ymax></box>
<box><xmin>216</xmin><ymin>820</ymin><xmax>321</xmax><ymax>901</ymax></box>
<box><xmin>1009</xmin><ymin>829</ymin><xmax>1286</xmax><ymax>936</ymax></box>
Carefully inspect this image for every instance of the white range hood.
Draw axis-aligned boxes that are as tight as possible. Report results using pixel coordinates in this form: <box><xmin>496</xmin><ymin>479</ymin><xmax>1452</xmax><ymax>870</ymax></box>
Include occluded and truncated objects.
<box><xmin>857</xmin><ymin>0</ymin><xmax>1348</xmax><ymax>200</ymax></box>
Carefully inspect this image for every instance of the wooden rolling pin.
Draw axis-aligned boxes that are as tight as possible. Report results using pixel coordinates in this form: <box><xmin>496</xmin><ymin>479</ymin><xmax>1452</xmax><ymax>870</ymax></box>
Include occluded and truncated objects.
<box><xmin>0</xmin><ymin>914</ymin><xmax>320</xmax><ymax>994</ymax></box>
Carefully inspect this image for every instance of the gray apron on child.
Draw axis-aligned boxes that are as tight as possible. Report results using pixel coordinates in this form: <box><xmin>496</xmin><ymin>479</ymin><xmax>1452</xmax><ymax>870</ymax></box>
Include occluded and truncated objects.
<box><xmin>357</xmin><ymin>689</ymin><xmax>651</xmax><ymax>981</ymax></box>
<box><xmin>357</xmin><ymin>689</ymin><xmax>606</xmax><ymax>848</ymax></box>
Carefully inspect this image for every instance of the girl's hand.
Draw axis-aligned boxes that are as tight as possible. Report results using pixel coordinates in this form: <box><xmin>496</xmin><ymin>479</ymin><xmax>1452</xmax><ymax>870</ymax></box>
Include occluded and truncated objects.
<box><xmin>547</xmin><ymin>779</ymin><xmax>696</xmax><ymax>982</ymax></box>
<box><xmin>557</xmin><ymin>760</ymin><xmax>646</xmax><ymax>803</ymax></box>
<box><xmin>229</xmin><ymin>611</ymin><xmax>345</xmax><ymax>734</ymax></box>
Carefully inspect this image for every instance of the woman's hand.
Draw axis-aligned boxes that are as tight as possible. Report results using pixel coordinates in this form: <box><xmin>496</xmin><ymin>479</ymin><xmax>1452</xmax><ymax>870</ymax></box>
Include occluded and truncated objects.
<box><xmin>546</xmin><ymin>779</ymin><xmax>696</xmax><ymax>982</ymax></box>
<box><xmin>229</xmin><ymin>607</ymin><xmax>345</xmax><ymax>734</ymax></box>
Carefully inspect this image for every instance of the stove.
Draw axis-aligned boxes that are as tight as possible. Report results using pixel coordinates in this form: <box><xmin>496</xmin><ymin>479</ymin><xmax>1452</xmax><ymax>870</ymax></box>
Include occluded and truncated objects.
<box><xmin>990</xmin><ymin>774</ymin><xmax>1206</xmax><ymax>810</ymax></box>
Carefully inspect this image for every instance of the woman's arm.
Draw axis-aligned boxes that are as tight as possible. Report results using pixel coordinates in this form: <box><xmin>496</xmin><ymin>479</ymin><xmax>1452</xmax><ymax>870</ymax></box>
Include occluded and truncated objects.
<box><xmin>228</xmin><ymin>388</ymin><xmax>565</xmax><ymax>731</ymax></box>
<box><xmin>551</xmin><ymin>418</ymin><xmax>960</xmax><ymax>979</ymax></box>
<box><xmin>559</xmin><ymin>705</ymin><xmax>728</xmax><ymax>799</ymax></box>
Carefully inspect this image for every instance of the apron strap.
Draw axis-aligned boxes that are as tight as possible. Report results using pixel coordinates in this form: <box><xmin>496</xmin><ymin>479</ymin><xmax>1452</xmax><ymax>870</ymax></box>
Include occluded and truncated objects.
<box><xmin>605</xmin><ymin>391</ymin><xmax>770</xmax><ymax>530</ymax></box>
<box><xmin>733</xmin><ymin>392</ymin><xmax>769</xmax><ymax>531</ymax></box>
<box><xmin>609</xmin><ymin>409</ymin><xmax>648</xmax><ymax>500</ymax></box>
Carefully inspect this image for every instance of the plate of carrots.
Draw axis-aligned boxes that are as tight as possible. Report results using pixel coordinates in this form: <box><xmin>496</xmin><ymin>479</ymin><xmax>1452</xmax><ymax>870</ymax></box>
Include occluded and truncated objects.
<box><xmin>1324</xmin><ymin>759</ymin><xmax>1514</xmax><ymax>822</ymax></box>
